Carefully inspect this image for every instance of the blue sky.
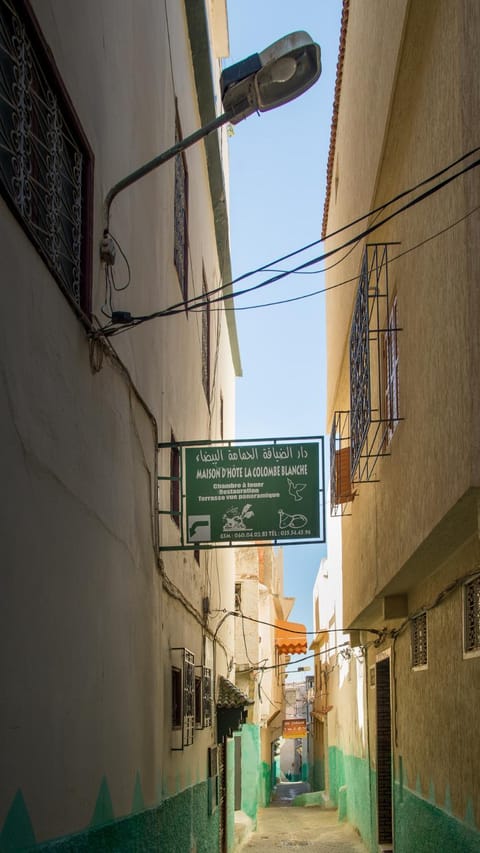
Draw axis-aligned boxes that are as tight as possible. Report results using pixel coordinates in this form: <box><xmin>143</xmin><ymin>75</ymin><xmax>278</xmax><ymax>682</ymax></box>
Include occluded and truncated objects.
<box><xmin>226</xmin><ymin>1</ymin><xmax>343</xmax><ymax>632</ymax></box>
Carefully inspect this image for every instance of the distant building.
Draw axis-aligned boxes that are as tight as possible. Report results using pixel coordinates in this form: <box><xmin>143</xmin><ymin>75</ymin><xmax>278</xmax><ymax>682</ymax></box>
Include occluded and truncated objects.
<box><xmin>323</xmin><ymin>1</ymin><xmax>480</xmax><ymax>851</ymax></box>
<box><xmin>234</xmin><ymin>545</ymin><xmax>307</xmax><ymax>813</ymax></box>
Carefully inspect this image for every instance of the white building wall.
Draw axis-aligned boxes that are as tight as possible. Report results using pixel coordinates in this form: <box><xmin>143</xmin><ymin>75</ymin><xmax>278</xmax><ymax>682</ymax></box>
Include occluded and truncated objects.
<box><xmin>0</xmin><ymin>0</ymin><xmax>237</xmax><ymax>847</ymax></box>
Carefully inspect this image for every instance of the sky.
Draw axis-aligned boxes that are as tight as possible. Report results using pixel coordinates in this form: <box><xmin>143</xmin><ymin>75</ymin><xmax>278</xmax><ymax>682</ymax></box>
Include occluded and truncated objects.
<box><xmin>226</xmin><ymin>1</ymin><xmax>343</xmax><ymax>634</ymax></box>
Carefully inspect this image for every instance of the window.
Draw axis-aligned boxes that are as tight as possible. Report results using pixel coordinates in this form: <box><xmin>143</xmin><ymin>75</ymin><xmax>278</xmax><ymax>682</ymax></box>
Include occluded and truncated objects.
<box><xmin>411</xmin><ymin>612</ymin><xmax>428</xmax><ymax>669</ymax></box>
<box><xmin>202</xmin><ymin>665</ymin><xmax>212</xmax><ymax>727</ymax></box>
<box><xmin>171</xmin><ymin>667</ymin><xmax>182</xmax><ymax>729</ymax></box>
<box><xmin>183</xmin><ymin>650</ymin><xmax>195</xmax><ymax>746</ymax></box>
<box><xmin>173</xmin><ymin>109</ymin><xmax>188</xmax><ymax>301</ymax></box>
<box><xmin>201</xmin><ymin>271</ymin><xmax>211</xmax><ymax>404</ymax></box>
<box><xmin>382</xmin><ymin>295</ymin><xmax>399</xmax><ymax>444</ymax></box>
<box><xmin>170</xmin><ymin>432</ymin><xmax>180</xmax><ymax>528</ymax></box>
<box><xmin>194</xmin><ymin>664</ymin><xmax>212</xmax><ymax>729</ymax></box>
<box><xmin>195</xmin><ymin>675</ymin><xmax>202</xmax><ymax>727</ymax></box>
<box><xmin>0</xmin><ymin>0</ymin><xmax>92</xmax><ymax>311</ymax></box>
<box><xmin>234</xmin><ymin>583</ymin><xmax>242</xmax><ymax>611</ymax></box>
<box><xmin>464</xmin><ymin>575</ymin><xmax>480</xmax><ymax>656</ymax></box>
<box><xmin>171</xmin><ymin>648</ymin><xmax>195</xmax><ymax>749</ymax></box>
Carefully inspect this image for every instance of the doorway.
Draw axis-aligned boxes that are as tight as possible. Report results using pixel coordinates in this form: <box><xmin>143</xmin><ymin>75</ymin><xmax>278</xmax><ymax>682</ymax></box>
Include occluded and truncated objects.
<box><xmin>376</xmin><ymin>656</ymin><xmax>393</xmax><ymax>848</ymax></box>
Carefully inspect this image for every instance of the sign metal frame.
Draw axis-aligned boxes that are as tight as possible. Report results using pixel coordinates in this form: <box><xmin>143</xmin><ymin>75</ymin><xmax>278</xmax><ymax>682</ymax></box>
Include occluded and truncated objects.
<box><xmin>158</xmin><ymin>436</ymin><xmax>326</xmax><ymax>552</ymax></box>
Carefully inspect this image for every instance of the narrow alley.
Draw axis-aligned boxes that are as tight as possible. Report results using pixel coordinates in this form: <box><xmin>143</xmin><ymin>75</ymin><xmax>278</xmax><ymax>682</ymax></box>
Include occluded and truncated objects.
<box><xmin>244</xmin><ymin>808</ymin><xmax>368</xmax><ymax>852</ymax></box>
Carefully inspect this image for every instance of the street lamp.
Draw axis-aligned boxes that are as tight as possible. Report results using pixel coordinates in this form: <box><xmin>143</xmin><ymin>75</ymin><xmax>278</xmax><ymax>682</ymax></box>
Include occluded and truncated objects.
<box><xmin>103</xmin><ymin>31</ymin><xmax>321</xmax><ymax>230</ymax></box>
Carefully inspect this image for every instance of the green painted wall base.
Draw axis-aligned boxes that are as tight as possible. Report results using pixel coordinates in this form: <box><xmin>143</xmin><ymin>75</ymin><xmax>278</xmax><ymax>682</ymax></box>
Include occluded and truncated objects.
<box><xmin>328</xmin><ymin>747</ymin><xmax>375</xmax><ymax>851</ymax></box>
<box><xmin>239</xmin><ymin>725</ymin><xmax>260</xmax><ymax>823</ymax></box>
<box><xmin>259</xmin><ymin>762</ymin><xmax>271</xmax><ymax>807</ymax></box>
<box><xmin>0</xmin><ymin>783</ymin><xmax>219</xmax><ymax>853</ymax></box>
<box><xmin>327</xmin><ymin>747</ymin><xmax>480</xmax><ymax>853</ymax></box>
<box><xmin>312</xmin><ymin>759</ymin><xmax>325</xmax><ymax>792</ymax></box>
<box><xmin>394</xmin><ymin>785</ymin><xmax>480</xmax><ymax>853</ymax></box>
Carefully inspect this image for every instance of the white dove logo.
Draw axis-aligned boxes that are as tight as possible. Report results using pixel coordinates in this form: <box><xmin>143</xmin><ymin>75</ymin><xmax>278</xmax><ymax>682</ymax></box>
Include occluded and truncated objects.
<box><xmin>287</xmin><ymin>478</ymin><xmax>307</xmax><ymax>502</ymax></box>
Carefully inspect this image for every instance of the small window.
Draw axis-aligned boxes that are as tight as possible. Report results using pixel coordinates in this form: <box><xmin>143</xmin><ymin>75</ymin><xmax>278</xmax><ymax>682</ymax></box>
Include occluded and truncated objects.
<box><xmin>170</xmin><ymin>432</ymin><xmax>180</xmax><ymax>528</ymax></box>
<box><xmin>171</xmin><ymin>648</ymin><xmax>195</xmax><ymax>749</ymax></box>
<box><xmin>234</xmin><ymin>583</ymin><xmax>242</xmax><ymax>611</ymax></box>
<box><xmin>0</xmin><ymin>0</ymin><xmax>92</xmax><ymax>312</ymax></box>
<box><xmin>172</xmin><ymin>667</ymin><xmax>182</xmax><ymax>729</ymax></box>
<box><xmin>203</xmin><ymin>666</ymin><xmax>212</xmax><ymax>728</ymax></box>
<box><xmin>464</xmin><ymin>575</ymin><xmax>480</xmax><ymax>656</ymax></box>
<box><xmin>195</xmin><ymin>675</ymin><xmax>202</xmax><ymax>727</ymax></box>
<box><xmin>201</xmin><ymin>269</ymin><xmax>211</xmax><ymax>404</ymax></box>
<box><xmin>411</xmin><ymin>612</ymin><xmax>428</xmax><ymax>669</ymax></box>
<box><xmin>194</xmin><ymin>664</ymin><xmax>212</xmax><ymax>729</ymax></box>
<box><xmin>183</xmin><ymin>650</ymin><xmax>195</xmax><ymax>746</ymax></box>
<box><xmin>382</xmin><ymin>296</ymin><xmax>400</xmax><ymax>444</ymax></box>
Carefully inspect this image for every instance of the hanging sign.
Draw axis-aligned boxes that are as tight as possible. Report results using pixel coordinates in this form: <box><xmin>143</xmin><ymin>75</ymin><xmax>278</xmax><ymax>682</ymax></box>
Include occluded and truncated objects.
<box><xmin>185</xmin><ymin>442</ymin><xmax>320</xmax><ymax>543</ymax></box>
<box><xmin>282</xmin><ymin>718</ymin><xmax>307</xmax><ymax>739</ymax></box>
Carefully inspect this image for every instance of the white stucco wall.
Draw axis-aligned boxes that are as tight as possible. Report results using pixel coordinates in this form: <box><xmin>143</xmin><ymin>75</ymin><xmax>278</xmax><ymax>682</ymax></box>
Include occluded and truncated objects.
<box><xmin>0</xmin><ymin>0</ymin><xmax>237</xmax><ymax>843</ymax></box>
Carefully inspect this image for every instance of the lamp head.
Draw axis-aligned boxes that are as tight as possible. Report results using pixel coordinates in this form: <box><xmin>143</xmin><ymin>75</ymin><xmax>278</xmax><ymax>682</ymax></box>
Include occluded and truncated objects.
<box><xmin>220</xmin><ymin>31</ymin><xmax>321</xmax><ymax>124</ymax></box>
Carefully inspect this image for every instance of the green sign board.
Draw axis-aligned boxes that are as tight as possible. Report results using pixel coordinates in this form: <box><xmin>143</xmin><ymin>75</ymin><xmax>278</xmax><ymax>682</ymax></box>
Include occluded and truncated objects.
<box><xmin>185</xmin><ymin>442</ymin><xmax>320</xmax><ymax>543</ymax></box>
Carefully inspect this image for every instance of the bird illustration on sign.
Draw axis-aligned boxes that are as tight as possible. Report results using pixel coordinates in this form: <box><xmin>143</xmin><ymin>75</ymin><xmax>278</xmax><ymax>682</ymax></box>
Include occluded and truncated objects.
<box><xmin>287</xmin><ymin>478</ymin><xmax>307</xmax><ymax>502</ymax></box>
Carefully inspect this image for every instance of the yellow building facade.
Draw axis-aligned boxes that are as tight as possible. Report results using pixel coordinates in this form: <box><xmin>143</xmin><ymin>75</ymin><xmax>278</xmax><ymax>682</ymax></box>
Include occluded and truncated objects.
<box><xmin>323</xmin><ymin>1</ymin><xmax>480</xmax><ymax>851</ymax></box>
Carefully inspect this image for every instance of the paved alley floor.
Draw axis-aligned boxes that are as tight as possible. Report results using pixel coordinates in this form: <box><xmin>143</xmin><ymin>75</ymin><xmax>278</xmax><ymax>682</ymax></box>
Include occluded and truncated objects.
<box><xmin>244</xmin><ymin>807</ymin><xmax>368</xmax><ymax>852</ymax></box>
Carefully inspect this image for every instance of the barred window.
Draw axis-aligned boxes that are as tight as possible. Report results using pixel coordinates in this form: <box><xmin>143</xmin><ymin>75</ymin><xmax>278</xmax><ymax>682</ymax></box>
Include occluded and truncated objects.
<box><xmin>234</xmin><ymin>582</ymin><xmax>242</xmax><ymax>611</ymax></box>
<box><xmin>194</xmin><ymin>664</ymin><xmax>212</xmax><ymax>729</ymax></box>
<box><xmin>183</xmin><ymin>650</ymin><xmax>195</xmax><ymax>747</ymax></box>
<box><xmin>171</xmin><ymin>648</ymin><xmax>195</xmax><ymax>749</ymax></box>
<box><xmin>171</xmin><ymin>667</ymin><xmax>182</xmax><ymax>729</ymax></box>
<box><xmin>382</xmin><ymin>296</ymin><xmax>400</xmax><ymax>444</ymax></box>
<box><xmin>411</xmin><ymin>612</ymin><xmax>428</xmax><ymax>669</ymax></box>
<box><xmin>201</xmin><ymin>270</ymin><xmax>210</xmax><ymax>403</ymax></box>
<box><xmin>202</xmin><ymin>665</ymin><xmax>212</xmax><ymax>728</ymax></box>
<box><xmin>0</xmin><ymin>0</ymin><xmax>92</xmax><ymax>310</ymax></box>
<box><xmin>464</xmin><ymin>575</ymin><xmax>480</xmax><ymax>655</ymax></box>
<box><xmin>170</xmin><ymin>432</ymin><xmax>180</xmax><ymax>528</ymax></box>
<box><xmin>173</xmin><ymin>110</ymin><xmax>188</xmax><ymax>301</ymax></box>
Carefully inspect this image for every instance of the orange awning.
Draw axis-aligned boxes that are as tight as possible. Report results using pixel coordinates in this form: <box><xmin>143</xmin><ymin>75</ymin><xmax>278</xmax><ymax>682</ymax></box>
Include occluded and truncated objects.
<box><xmin>275</xmin><ymin>619</ymin><xmax>307</xmax><ymax>655</ymax></box>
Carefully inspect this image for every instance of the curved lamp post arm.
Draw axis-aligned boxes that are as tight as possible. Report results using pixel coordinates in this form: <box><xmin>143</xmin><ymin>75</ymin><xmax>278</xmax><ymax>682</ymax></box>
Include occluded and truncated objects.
<box><xmin>104</xmin><ymin>109</ymin><xmax>235</xmax><ymax>230</ymax></box>
<box><xmin>102</xmin><ymin>31</ymin><xmax>321</xmax><ymax>237</ymax></box>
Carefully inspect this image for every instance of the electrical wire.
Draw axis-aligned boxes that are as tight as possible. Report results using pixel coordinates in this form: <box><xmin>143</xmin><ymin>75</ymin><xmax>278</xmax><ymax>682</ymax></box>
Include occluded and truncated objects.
<box><xmin>214</xmin><ymin>609</ymin><xmax>383</xmax><ymax>637</ymax></box>
<box><xmin>204</xmin><ymin>203</ymin><xmax>480</xmax><ymax>314</ymax></box>
<box><xmin>96</xmin><ymin>150</ymin><xmax>480</xmax><ymax>337</ymax></box>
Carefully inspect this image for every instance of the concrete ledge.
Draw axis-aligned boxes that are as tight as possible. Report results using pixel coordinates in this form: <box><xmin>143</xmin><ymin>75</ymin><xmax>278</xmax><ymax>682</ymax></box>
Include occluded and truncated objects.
<box><xmin>234</xmin><ymin>810</ymin><xmax>254</xmax><ymax>851</ymax></box>
<box><xmin>291</xmin><ymin>791</ymin><xmax>337</xmax><ymax>808</ymax></box>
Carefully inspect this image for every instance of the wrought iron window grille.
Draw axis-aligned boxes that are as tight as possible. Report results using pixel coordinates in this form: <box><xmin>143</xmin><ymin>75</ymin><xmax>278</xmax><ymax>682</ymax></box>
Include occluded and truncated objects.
<box><xmin>201</xmin><ymin>270</ymin><xmax>211</xmax><ymax>405</ymax></box>
<box><xmin>349</xmin><ymin>244</ymin><xmax>402</xmax><ymax>482</ymax></box>
<box><xmin>330</xmin><ymin>245</ymin><xmax>403</xmax><ymax>514</ymax></box>
<box><xmin>171</xmin><ymin>647</ymin><xmax>195</xmax><ymax>749</ymax></box>
<box><xmin>173</xmin><ymin>110</ymin><xmax>188</xmax><ymax>302</ymax></box>
<box><xmin>411</xmin><ymin>612</ymin><xmax>428</xmax><ymax>669</ymax></box>
<box><xmin>464</xmin><ymin>575</ymin><xmax>480</xmax><ymax>655</ymax></box>
<box><xmin>194</xmin><ymin>664</ymin><xmax>212</xmax><ymax>729</ymax></box>
<box><xmin>0</xmin><ymin>0</ymin><xmax>92</xmax><ymax>311</ymax></box>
